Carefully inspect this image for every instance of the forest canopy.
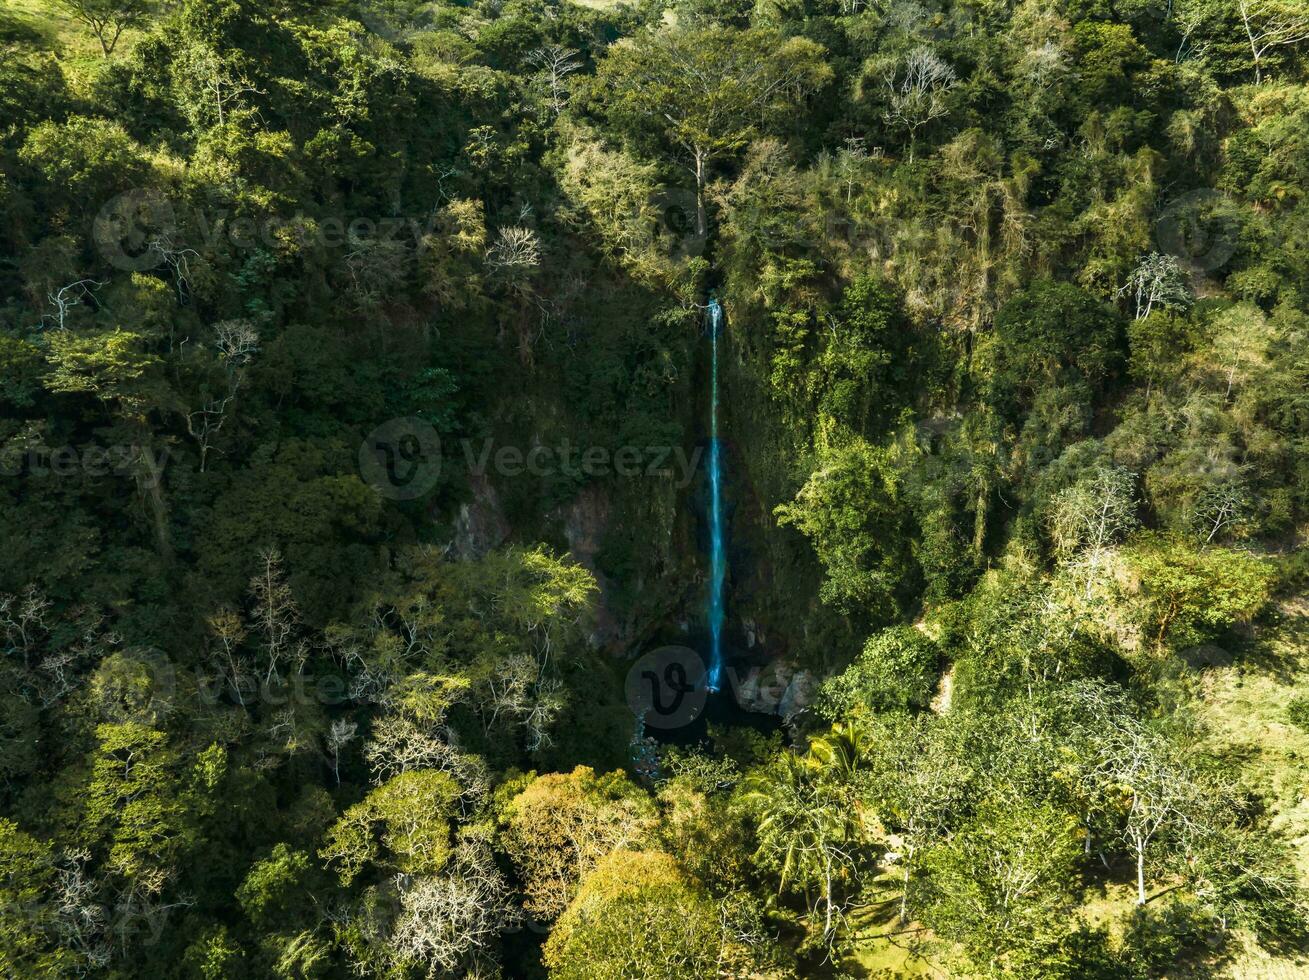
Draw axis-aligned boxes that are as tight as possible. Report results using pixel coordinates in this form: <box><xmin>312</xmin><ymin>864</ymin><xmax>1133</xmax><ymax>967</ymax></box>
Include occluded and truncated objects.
<box><xmin>2</xmin><ymin>0</ymin><xmax>1309</xmax><ymax>976</ymax></box>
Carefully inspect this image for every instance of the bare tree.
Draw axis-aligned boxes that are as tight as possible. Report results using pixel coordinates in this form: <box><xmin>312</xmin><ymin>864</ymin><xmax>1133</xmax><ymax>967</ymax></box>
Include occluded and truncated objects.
<box><xmin>1173</xmin><ymin>0</ymin><xmax>1209</xmax><ymax>62</ymax></box>
<box><xmin>57</xmin><ymin>0</ymin><xmax>147</xmax><ymax>58</ymax></box>
<box><xmin>185</xmin><ymin>397</ymin><xmax>232</xmax><ymax>474</ymax></box>
<box><xmin>1193</xmin><ymin>482</ymin><xmax>1254</xmax><ymax>543</ymax></box>
<box><xmin>1236</xmin><ymin>0</ymin><xmax>1309</xmax><ymax>83</ymax></box>
<box><xmin>42</xmin><ymin>279</ymin><xmax>106</xmax><ymax>331</ymax></box>
<box><xmin>879</xmin><ymin>47</ymin><xmax>957</xmax><ymax>162</ymax></box>
<box><xmin>325</xmin><ymin>719</ymin><xmax>358</xmax><ymax>786</ymax></box>
<box><xmin>386</xmin><ymin>835</ymin><xmax>520</xmax><ymax>978</ymax></box>
<box><xmin>1048</xmin><ymin>466</ymin><xmax>1139</xmax><ymax>596</ymax></box>
<box><xmin>364</xmin><ymin>713</ymin><xmax>490</xmax><ymax>807</ymax></box>
<box><xmin>528</xmin><ymin>45</ymin><xmax>582</xmax><ymax>115</ymax></box>
<box><xmin>205</xmin><ymin>608</ymin><xmax>250</xmax><ymax>705</ymax></box>
<box><xmin>485</xmin><ymin>226</ymin><xmax>541</xmax><ymax>281</ymax></box>
<box><xmin>248</xmin><ymin>549</ymin><xmax>301</xmax><ymax>685</ymax></box>
<box><xmin>0</xmin><ymin>586</ymin><xmax>52</xmax><ymax>668</ymax></box>
<box><xmin>1118</xmin><ymin>252</ymin><xmax>1191</xmax><ymax>320</ymax></box>
<box><xmin>1093</xmin><ymin>723</ymin><xmax>1202</xmax><ymax>905</ymax></box>
<box><xmin>52</xmin><ymin>849</ymin><xmax>112</xmax><ymax>971</ymax></box>
<box><xmin>145</xmin><ymin>234</ymin><xmax>198</xmax><ymax>301</ymax></box>
<box><xmin>186</xmin><ymin>320</ymin><xmax>259</xmax><ymax>471</ymax></box>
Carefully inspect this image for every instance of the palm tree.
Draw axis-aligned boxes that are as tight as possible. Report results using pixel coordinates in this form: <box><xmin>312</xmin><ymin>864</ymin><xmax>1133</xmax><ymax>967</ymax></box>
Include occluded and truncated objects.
<box><xmin>741</xmin><ymin>740</ymin><xmax>874</xmax><ymax>945</ymax></box>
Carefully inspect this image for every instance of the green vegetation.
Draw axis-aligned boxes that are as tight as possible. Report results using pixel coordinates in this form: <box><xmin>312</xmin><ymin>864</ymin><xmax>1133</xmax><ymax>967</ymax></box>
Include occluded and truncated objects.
<box><xmin>3</xmin><ymin>0</ymin><xmax>1309</xmax><ymax>975</ymax></box>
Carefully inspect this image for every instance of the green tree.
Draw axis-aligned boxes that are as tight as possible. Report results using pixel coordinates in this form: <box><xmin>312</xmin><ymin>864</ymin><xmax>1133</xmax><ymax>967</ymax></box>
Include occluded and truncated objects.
<box><xmin>777</xmin><ymin>432</ymin><xmax>918</xmax><ymax>621</ymax></box>
<box><xmin>56</xmin><ymin>0</ymin><xmax>149</xmax><ymax>57</ymax></box>
<box><xmin>320</xmin><ymin>769</ymin><xmax>461</xmax><ymax>886</ymax></box>
<box><xmin>0</xmin><ymin>819</ymin><xmax>74</xmax><ymax>977</ymax></box>
<box><xmin>985</xmin><ymin>279</ymin><xmax>1124</xmax><ymax>419</ymax></box>
<box><xmin>501</xmin><ymin>766</ymin><xmax>656</xmax><ymax>920</ymax></box>
<box><xmin>740</xmin><ymin>750</ymin><xmax>871</xmax><ymax>943</ymax></box>
<box><xmin>1124</xmin><ymin>535</ymin><xmax>1274</xmax><ymax>653</ymax></box>
<box><xmin>592</xmin><ymin>25</ymin><xmax>829</xmax><ymax>235</ymax></box>
<box><xmin>542</xmin><ymin>850</ymin><xmax>721</xmax><ymax>980</ymax></box>
<box><xmin>818</xmin><ymin>625</ymin><xmax>941</xmax><ymax>716</ymax></box>
<box><xmin>921</xmin><ymin>797</ymin><xmax>1083</xmax><ymax>976</ymax></box>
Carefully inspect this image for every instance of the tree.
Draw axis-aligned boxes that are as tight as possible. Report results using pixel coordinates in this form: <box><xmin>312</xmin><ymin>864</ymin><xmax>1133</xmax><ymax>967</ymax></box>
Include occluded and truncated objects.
<box><xmin>324</xmin><ymin>719</ymin><xmax>357</xmax><ymax>786</ymax></box>
<box><xmin>1046</xmin><ymin>466</ymin><xmax>1138</xmax><ymax>595</ymax></box>
<box><xmin>236</xmin><ymin>843</ymin><xmax>313</xmax><ymax>930</ymax></box>
<box><xmin>818</xmin><ymin>625</ymin><xmax>941</xmax><ymax>716</ymax></box>
<box><xmin>528</xmin><ymin>45</ymin><xmax>582</xmax><ymax>115</ymax></box>
<box><xmin>1206</xmin><ymin>302</ymin><xmax>1274</xmax><ymax>399</ymax></box>
<box><xmin>44</xmin><ymin>330</ymin><xmax>165</xmax><ymax>420</ymax></box>
<box><xmin>56</xmin><ymin>0</ymin><xmax>147</xmax><ymax>57</ymax></box>
<box><xmin>0</xmin><ymin>819</ymin><xmax>75</xmax><ymax>976</ymax></box>
<box><xmin>1124</xmin><ymin>535</ymin><xmax>1273</xmax><ymax>652</ymax></box>
<box><xmin>921</xmin><ymin>796</ymin><xmax>1083</xmax><ymax>974</ymax></box>
<box><xmin>18</xmin><ymin>116</ymin><xmax>148</xmax><ymax>219</ymax></box>
<box><xmin>320</xmin><ymin>769</ymin><xmax>461</xmax><ymax>886</ymax></box>
<box><xmin>593</xmin><ymin>26</ymin><xmax>830</xmax><ymax>235</ymax></box>
<box><xmin>1192</xmin><ymin>482</ymin><xmax>1255</xmax><ymax>543</ymax></box>
<box><xmin>248</xmin><ymin>549</ymin><xmax>301</xmax><ymax>686</ymax></box>
<box><xmin>988</xmin><ymin>279</ymin><xmax>1124</xmax><ymax>416</ymax></box>
<box><xmin>776</xmin><ymin>433</ymin><xmax>917</xmax><ymax>622</ymax></box>
<box><xmin>174</xmin><ymin>43</ymin><xmax>263</xmax><ymax>127</ymax></box>
<box><xmin>501</xmin><ymin>766</ymin><xmax>656</xmax><ymax>919</ymax></box>
<box><xmin>542</xmin><ymin>850</ymin><xmax>721</xmax><ymax>980</ymax></box>
<box><xmin>740</xmin><ymin>751</ymin><xmax>871</xmax><ymax>942</ymax></box>
<box><xmin>867</xmin><ymin>714</ymin><xmax>971</xmax><ymax>923</ymax></box>
<box><xmin>874</xmin><ymin>46</ymin><xmax>958</xmax><ymax>161</ymax></box>
<box><xmin>385</xmin><ymin>834</ymin><xmax>519</xmax><ymax>977</ymax></box>
<box><xmin>1118</xmin><ymin>253</ymin><xmax>1192</xmax><ymax>320</ymax></box>
<box><xmin>40</xmin><ymin>279</ymin><xmax>105</xmax><ymax>331</ymax></box>
<box><xmin>186</xmin><ymin>320</ymin><xmax>259</xmax><ymax>472</ymax></box>
<box><xmin>1235</xmin><ymin>0</ymin><xmax>1309</xmax><ymax>83</ymax></box>
<box><xmin>79</xmin><ymin>725</ymin><xmax>223</xmax><ymax>953</ymax></box>
<box><xmin>1079</xmin><ymin>716</ymin><xmax>1202</xmax><ymax>906</ymax></box>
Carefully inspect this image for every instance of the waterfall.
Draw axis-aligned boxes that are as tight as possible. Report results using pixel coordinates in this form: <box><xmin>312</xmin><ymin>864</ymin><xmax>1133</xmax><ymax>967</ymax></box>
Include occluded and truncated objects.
<box><xmin>707</xmin><ymin>297</ymin><xmax>725</xmax><ymax>692</ymax></box>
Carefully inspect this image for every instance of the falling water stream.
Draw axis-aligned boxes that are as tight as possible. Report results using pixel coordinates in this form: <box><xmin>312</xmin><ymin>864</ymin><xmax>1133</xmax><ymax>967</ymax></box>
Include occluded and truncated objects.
<box><xmin>706</xmin><ymin>296</ymin><xmax>725</xmax><ymax>691</ymax></box>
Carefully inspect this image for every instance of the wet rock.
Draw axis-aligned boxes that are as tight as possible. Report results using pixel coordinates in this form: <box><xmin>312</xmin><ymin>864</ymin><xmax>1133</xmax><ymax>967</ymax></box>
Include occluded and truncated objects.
<box><xmin>732</xmin><ymin>659</ymin><xmax>815</xmax><ymax>722</ymax></box>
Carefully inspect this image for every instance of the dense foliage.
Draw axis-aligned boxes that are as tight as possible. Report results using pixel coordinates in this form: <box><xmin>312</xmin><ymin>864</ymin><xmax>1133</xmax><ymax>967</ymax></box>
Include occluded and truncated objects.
<box><xmin>2</xmin><ymin>0</ymin><xmax>1308</xmax><ymax>975</ymax></box>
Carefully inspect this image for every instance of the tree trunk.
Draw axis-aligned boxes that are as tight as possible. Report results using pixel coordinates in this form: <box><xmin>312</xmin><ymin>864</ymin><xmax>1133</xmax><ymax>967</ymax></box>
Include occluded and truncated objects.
<box><xmin>1136</xmin><ymin>846</ymin><xmax>1147</xmax><ymax>905</ymax></box>
<box><xmin>694</xmin><ymin>149</ymin><xmax>707</xmax><ymax>238</ymax></box>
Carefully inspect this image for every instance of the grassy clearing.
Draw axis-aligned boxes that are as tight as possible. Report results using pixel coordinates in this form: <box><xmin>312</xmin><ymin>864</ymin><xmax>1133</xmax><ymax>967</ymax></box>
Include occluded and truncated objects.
<box><xmin>3</xmin><ymin>0</ymin><xmax>147</xmax><ymax>67</ymax></box>
<box><xmin>1191</xmin><ymin>600</ymin><xmax>1309</xmax><ymax>978</ymax></box>
<box><xmin>844</xmin><ymin>878</ymin><xmax>946</xmax><ymax>978</ymax></box>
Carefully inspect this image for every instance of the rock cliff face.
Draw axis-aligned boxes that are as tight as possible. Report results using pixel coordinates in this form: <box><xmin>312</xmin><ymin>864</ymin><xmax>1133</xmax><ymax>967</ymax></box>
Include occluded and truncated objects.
<box><xmin>556</xmin><ymin>485</ymin><xmax>625</xmax><ymax>652</ymax></box>
<box><xmin>730</xmin><ymin>659</ymin><xmax>817</xmax><ymax>722</ymax></box>
<box><xmin>450</xmin><ymin>471</ymin><xmax>510</xmax><ymax>559</ymax></box>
